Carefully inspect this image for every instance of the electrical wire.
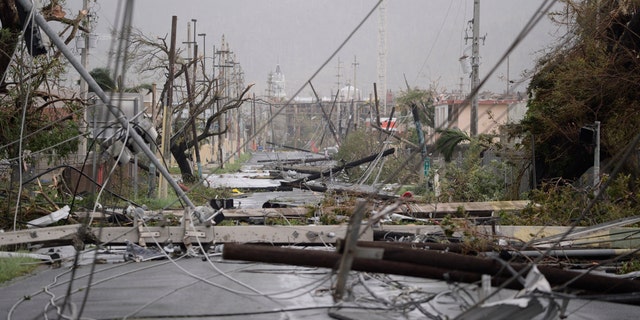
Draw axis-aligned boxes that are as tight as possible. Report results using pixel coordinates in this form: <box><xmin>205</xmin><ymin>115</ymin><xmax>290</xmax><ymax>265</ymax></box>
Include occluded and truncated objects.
<box><xmin>74</xmin><ymin>2</ymin><xmax>137</xmax><ymax>318</ymax></box>
<box><xmin>137</xmin><ymin>0</ymin><xmax>386</xmax><ymax>217</ymax></box>
<box><xmin>7</xmin><ymin>1</ymin><xmax>383</xmax><ymax>319</ymax></box>
<box><xmin>11</xmin><ymin>1</ymin><xmax>39</xmax><ymax>232</ymax></box>
<box><xmin>120</xmin><ymin>259</ymin><xmax>260</xmax><ymax>319</ymax></box>
<box><xmin>7</xmin><ymin>256</ymin><xmax>144</xmax><ymax>320</ymax></box>
<box><xmin>0</xmin><ymin>107</ymin><xmax>85</xmax><ymax>152</ymax></box>
<box><xmin>46</xmin><ymin>258</ymin><xmax>182</xmax><ymax>320</ymax></box>
<box><xmin>13</xmin><ymin>1</ymin><xmax>640</xmax><ymax>314</ymax></box>
<box><xmin>219</xmin><ymin>0</ymin><xmax>384</xmax><ymax>169</ymax></box>
<box><xmin>54</xmin><ymin>121</ymin><xmax>133</xmax><ymax>320</ymax></box>
<box><xmin>111</xmin><ymin>221</ymin><xmax>332</xmax><ymax>320</ymax></box>
<box><xmin>2</xmin><ymin>132</ymin><xmax>91</xmax><ymax>163</ymax></box>
<box><xmin>413</xmin><ymin>1</ymin><xmax>456</xmax><ymax>87</ymax></box>
<box><xmin>186</xmin><ymin>220</ymin><xmax>336</xmax><ymax>298</ymax></box>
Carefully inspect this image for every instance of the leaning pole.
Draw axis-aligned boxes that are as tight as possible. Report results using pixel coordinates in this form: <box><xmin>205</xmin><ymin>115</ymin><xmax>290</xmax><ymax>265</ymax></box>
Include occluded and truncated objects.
<box><xmin>17</xmin><ymin>0</ymin><xmax>196</xmax><ymax>211</ymax></box>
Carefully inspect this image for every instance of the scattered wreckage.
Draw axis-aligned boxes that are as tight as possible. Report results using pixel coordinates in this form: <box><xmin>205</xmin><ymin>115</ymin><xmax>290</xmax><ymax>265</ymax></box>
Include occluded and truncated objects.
<box><xmin>3</xmin><ymin>197</ymin><xmax>640</xmax><ymax>300</ymax></box>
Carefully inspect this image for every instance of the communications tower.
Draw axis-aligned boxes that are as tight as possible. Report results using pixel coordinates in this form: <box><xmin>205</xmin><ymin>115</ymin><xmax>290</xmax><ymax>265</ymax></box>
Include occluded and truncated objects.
<box><xmin>377</xmin><ymin>0</ymin><xmax>387</xmax><ymax>113</ymax></box>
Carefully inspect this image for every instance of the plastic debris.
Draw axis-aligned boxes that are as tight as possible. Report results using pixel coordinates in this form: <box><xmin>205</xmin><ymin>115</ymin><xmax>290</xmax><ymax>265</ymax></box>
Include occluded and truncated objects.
<box><xmin>27</xmin><ymin>205</ymin><xmax>70</xmax><ymax>228</ymax></box>
<box><xmin>124</xmin><ymin>240</ymin><xmax>165</xmax><ymax>262</ymax></box>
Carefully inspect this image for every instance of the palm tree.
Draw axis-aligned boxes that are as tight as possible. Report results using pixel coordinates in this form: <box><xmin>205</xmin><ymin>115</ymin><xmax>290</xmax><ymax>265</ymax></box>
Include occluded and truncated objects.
<box><xmin>435</xmin><ymin>128</ymin><xmax>470</xmax><ymax>162</ymax></box>
<box><xmin>89</xmin><ymin>68</ymin><xmax>116</xmax><ymax>92</ymax></box>
<box><xmin>435</xmin><ymin>127</ymin><xmax>498</xmax><ymax>162</ymax></box>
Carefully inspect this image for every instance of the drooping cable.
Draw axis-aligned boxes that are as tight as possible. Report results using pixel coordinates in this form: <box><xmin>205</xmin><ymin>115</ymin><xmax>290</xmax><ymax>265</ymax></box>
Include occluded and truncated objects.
<box><xmin>12</xmin><ymin>2</ymin><xmax>39</xmax><ymax>231</ymax></box>
<box><xmin>74</xmin><ymin>2</ymin><xmax>137</xmax><ymax>318</ymax></box>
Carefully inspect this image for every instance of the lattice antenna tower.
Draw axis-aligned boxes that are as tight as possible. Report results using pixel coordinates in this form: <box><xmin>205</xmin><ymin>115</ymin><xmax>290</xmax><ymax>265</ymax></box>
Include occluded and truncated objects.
<box><xmin>377</xmin><ymin>0</ymin><xmax>387</xmax><ymax>113</ymax></box>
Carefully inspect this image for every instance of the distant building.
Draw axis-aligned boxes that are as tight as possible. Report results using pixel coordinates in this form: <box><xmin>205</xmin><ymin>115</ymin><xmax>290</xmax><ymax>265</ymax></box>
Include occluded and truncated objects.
<box><xmin>267</xmin><ymin>64</ymin><xmax>286</xmax><ymax>101</ymax></box>
<box><xmin>338</xmin><ymin>84</ymin><xmax>360</xmax><ymax>101</ymax></box>
<box><xmin>431</xmin><ymin>98</ymin><xmax>527</xmax><ymax>144</ymax></box>
<box><xmin>365</xmin><ymin>117</ymin><xmax>402</xmax><ymax>133</ymax></box>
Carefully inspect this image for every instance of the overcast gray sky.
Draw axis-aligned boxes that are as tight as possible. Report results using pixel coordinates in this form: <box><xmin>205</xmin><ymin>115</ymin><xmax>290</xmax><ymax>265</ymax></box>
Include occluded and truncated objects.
<box><xmin>67</xmin><ymin>0</ymin><xmax>562</xmax><ymax>99</ymax></box>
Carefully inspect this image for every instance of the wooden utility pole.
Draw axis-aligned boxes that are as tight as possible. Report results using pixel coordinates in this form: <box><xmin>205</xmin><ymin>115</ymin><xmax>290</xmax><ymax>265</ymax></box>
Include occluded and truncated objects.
<box><xmin>214</xmin><ymin>37</ymin><xmax>232</xmax><ymax>168</ymax></box>
<box><xmin>374</xmin><ymin>82</ymin><xmax>381</xmax><ymax>130</ymax></box>
<box><xmin>352</xmin><ymin>55</ymin><xmax>359</xmax><ymax>129</ymax></box>
<box><xmin>470</xmin><ymin>0</ymin><xmax>481</xmax><ymax>136</ymax></box>
<box><xmin>79</xmin><ymin>0</ymin><xmax>93</xmax><ymax>192</ymax></box>
<box><xmin>251</xmin><ymin>93</ymin><xmax>256</xmax><ymax>150</ymax></box>
<box><xmin>191</xmin><ymin>20</ymin><xmax>202</xmax><ymax>178</ymax></box>
<box><xmin>309</xmin><ymin>81</ymin><xmax>340</xmax><ymax>147</ymax></box>
<box><xmin>159</xmin><ymin>16</ymin><xmax>177</xmax><ymax>198</ymax></box>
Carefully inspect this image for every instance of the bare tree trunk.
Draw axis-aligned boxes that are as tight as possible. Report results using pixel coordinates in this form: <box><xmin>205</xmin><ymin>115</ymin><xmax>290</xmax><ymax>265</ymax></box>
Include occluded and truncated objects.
<box><xmin>170</xmin><ymin>139</ymin><xmax>196</xmax><ymax>183</ymax></box>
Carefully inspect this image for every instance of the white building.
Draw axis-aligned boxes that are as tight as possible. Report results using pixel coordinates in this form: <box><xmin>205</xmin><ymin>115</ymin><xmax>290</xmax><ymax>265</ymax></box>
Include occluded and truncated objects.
<box><xmin>271</xmin><ymin>64</ymin><xmax>286</xmax><ymax>100</ymax></box>
<box><xmin>338</xmin><ymin>84</ymin><xmax>360</xmax><ymax>101</ymax></box>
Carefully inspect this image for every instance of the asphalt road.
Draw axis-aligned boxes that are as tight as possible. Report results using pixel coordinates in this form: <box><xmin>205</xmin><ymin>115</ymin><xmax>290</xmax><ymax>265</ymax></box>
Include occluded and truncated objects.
<box><xmin>3</xmin><ymin>249</ymin><xmax>640</xmax><ymax>320</ymax></box>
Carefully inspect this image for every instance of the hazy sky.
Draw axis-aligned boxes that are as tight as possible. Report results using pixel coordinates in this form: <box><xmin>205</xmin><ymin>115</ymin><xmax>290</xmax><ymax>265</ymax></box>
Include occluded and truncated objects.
<box><xmin>66</xmin><ymin>0</ymin><xmax>562</xmax><ymax>99</ymax></box>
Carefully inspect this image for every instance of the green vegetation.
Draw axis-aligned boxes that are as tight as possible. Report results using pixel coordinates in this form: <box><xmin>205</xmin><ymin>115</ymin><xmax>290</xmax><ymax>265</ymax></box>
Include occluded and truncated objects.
<box><xmin>501</xmin><ymin>174</ymin><xmax>640</xmax><ymax>226</ymax></box>
<box><xmin>619</xmin><ymin>259</ymin><xmax>640</xmax><ymax>275</ymax></box>
<box><xmin>335</xmin><ymin>129</ymin><xmax>423</xmax><ymax>186</ymax></box>
<box><xmin>0</xmin><ymin>256</ymin><xmax>39</xmax><ymax>284</ymax></box>
<box><xmin>212</xmin><ymin>153</ymin><xmax>252</xmax><ymax>174</ymax></box>
<box><xmin>72</xmin><ymin>172</ymin><xmax>231</xmax><ymax>212</ymax></box>
<box><xmin>434</xmin><ymin>139</ymin><xmax>513</xmax><ymax>203</ymax></box>
<box><xmin>511</xmin><ymin>1</ymin><xmax>640</xmax><ymax>181</ymax></box>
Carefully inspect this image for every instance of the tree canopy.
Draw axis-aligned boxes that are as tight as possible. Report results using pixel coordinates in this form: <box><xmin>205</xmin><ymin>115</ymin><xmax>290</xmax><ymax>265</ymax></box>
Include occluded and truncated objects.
<box><xmin>126</xmin><ymin>29</ymin><xmax>253</xmax><ymax>182</ymax></box>
<box><xmin>516</xmin><ymin>1</ymin><xmax>640</xmax><ymax>182</ymax></box>
<box><xmin>0</xmin><ymin>1</ymin><xmax>86</xmax><ymax>160</ymax></box>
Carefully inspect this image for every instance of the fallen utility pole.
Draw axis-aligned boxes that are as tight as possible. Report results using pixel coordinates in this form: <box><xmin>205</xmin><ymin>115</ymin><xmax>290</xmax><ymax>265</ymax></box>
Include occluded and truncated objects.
<box><xmin>266</xmin><ymin>141</ymin><xmax>320</xmax><ymax>154</ymax></box>
<box><xmin>370</xmin><ymin>124</ymin><xmax>418</xmax><ymax>148</ymax></box>
<box><xmin>291</xmin><ymin>183</ymin><xmax>398</xmax><ymax>200</ymax></box>
<box><xmin>260</xmin><ymin>157</ymin><xmax>328</xmax><ymax>164</ymax></box>
<box><xmin>353</xmin><ymin>240</ymin><xmax>640</xmax><ymax>259</ymax></box>
<box><xmin>276</xmin><ymin>166</ymin><xmax>324</xmax><ymax>174</ymax></box>
<box><xmin>0</xmin><ymin>224</ymin><xmax>373</xmax><ymax>247</ymax></box>
<box><xmin>223</xmin><ymin>243</ymin><xmax>519</xmax><ymax>291</ymax></box>
<box><xmin>281</xmin><ymin>148</ymin><xmax>395</xmax><ymax>188</ymax></box>
<box><xmin>309</xmin><ymin>81</ymin><xmax>340</xmax><ymax>147</ymax></box>
<box><xmin>222</xmin><ymin>242</ymin><xmax>640</xmax><ymax>300</ymax></box>
<box><xmin>351</xmin><ymin>240</ymin><xmax>503</xmax><ymax>255</ymax></box>
<box><xmin>334</xmin><ymin>200</ymin><xmax>367</xmax><ymax>301</ymax></box>
<box><xmin>342</xmin><ymin>241</ymin><xmax>640</xmax><ymax>297</ymax></box>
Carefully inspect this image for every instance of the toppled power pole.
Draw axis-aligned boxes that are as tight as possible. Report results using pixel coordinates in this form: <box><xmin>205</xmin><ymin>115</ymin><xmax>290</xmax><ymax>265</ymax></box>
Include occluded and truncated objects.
<box><xmin>18</xmin><ymin>0</ymin><xmax>196</xmax><ymax>210</ymax></box>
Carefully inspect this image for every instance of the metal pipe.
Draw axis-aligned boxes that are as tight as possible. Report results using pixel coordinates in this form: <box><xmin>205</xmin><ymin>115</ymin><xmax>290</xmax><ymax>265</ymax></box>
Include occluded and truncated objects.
<box><xmin>18</xmin><ymin>0</ymin><xmax>195</xmax><ymax>210</ymax></box>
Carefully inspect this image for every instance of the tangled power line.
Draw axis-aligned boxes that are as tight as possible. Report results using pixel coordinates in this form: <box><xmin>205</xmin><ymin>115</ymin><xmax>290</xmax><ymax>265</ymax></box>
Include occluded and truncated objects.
<box><xmin>6</xmin><ymin>0</ymin><xmax>640</xmax><ymax>319</ymax></box>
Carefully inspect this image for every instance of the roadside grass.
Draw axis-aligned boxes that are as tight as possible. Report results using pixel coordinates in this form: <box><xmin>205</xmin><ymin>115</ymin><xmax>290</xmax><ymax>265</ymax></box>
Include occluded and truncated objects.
<box><xmin>138</xmin><ymin>195</ymin><xmax>184</xmax><ymax>210</ymax></box>
<box><xmin>211</xmin><ymin>153</ymin><xmax>252</xmax><ymax>174</ymax></box>
<box><xmin>0</xmin><ymin>256</ymin><xmax>39</xmax><ymax>284</ymax></box>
